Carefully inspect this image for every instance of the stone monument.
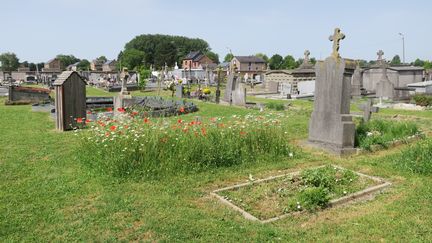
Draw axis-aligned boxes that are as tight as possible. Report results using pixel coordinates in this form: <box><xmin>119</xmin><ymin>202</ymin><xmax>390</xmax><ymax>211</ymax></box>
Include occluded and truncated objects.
<box><xmin>223</xmin><ymin>64</ymin><xmax>237</xmax><ymax>104</ymax></box>
<box><xmin>114</xmin><ymin>67</ymin><xmax>134</xmax><ymax>112</ymax></box>
<box><xmin>358</xmin><ymin>99</ymin><xmax>379</xmax><ymax>122</ymax></box>
<box><xmin>351</xmin><ymin>61</ymin><xmax>362</xmax><ymax>98</ymax></box>
<box><xmin>375</xmin><ymin>50</ymin><xmax>394</xmax><ymax>101</ymax></box>
<box><xmin>308</xmin><ymin>28</ymin><xmax>356</xmax><ymax>155</ymax></box>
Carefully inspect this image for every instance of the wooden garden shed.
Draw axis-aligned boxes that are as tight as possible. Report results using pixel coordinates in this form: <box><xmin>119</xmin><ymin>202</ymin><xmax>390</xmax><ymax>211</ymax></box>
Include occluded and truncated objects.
<box><xmin>53</xmin><ymin>71</ymin><xmax>86</xmax><ymax>131</ymax></box>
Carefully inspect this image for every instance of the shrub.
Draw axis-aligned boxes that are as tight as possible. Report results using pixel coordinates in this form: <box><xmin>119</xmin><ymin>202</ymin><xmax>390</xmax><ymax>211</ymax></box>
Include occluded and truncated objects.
<box><xmin>394</xmin><ymin>139</ymin><xmax>432</xmax><ymax>175</ymax></box>
<box><xmin>355</xmin><ymin>119</ymin><xmax>420</xmax><ymax>151</ymax></box>
<box><xmin>413</xmin><ymin>94</ymin><xmax>432</xmax><ymax>107</ymax></box>
<box><xmin>265</xmin><ymin>102</ymin><xmax>285</xmax><ymax>111</ymax></box>
<box><xmin>290</xmin><ymin>186</ymin><xmax>330</xmax><ymax>211</ymax></box>
<box><xmin>78</xmin><ymin>113</ymin><xmax>296</xmax><ymax>179</ymax></box>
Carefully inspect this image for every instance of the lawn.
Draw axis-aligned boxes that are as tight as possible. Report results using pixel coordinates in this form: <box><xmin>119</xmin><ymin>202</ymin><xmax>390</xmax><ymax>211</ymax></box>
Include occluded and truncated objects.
<box><xmin>1</xmin><ymin>89</ymin><xmax>432</xmax><ymax>241</ymax></box>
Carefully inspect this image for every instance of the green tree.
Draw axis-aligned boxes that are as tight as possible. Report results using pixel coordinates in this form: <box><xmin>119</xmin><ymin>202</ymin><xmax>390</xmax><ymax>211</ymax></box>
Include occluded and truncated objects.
<box><xmin>77</xmin><ymin>59</ymin><xmax>91</xmax><ymax>71</ymax></box>
<box><xmin>413</xmin><ymin>58</ymin><xmax>425</xmax><ymax>67</ymax></box>
<box><xmin>255</xmin><ymin>53</ymin><xmax>269</xmax><ymax>62</ymax></box>
<box><xmin>96</xmin><ymin>56</ymin><xmax>107</xmax><ymax>64</ymax></box>
<box><xmin>205</xmin><ymin>51</ymin><xmax>219</xmax><ymax>64</ymax></box>
<box><xmin>269</xmin><ymin>54</ymin><xmax>284</xmax><ymax>70</ymax></box>
<box><xmin>224</xmin><ymin>53</ymin><xmax>234</xmax><ymax>62</ymax></box>
<box><xmin>424</xmin><ymin>61</ymin><xmax>432</xmax><ymax>69</ymax></box>
<box><xmin>154</xmin><ymin>41</ymin><xmax>177</xmax><ymax>68</ymax></box>
<box><xmin>0</xmin><ymin>52</ymin><xmax>20</xmax><ymax>71</ymax></box>
<box><xmin>121</xmin><ymin>49</ymin><xmax>146</xmax><ymax>70</ymax></box>
<box><xmin>283</xmin><ymin>55</ymin><xmax>297</xmax><ymax>69</ymax></box>
<box><xmin>56</xmin><ymin>54</ymin><xmax>80</xmax><ymax>69</ymax></box>
<box><xmin>391</xmin><ymin>55</ymin><xmax>401</xmax><ymax>65</ymax></box>
<box><xmin>138</xmin><ymin>66</ymin><xmax>151</xmax><ymax>90</ymax></box>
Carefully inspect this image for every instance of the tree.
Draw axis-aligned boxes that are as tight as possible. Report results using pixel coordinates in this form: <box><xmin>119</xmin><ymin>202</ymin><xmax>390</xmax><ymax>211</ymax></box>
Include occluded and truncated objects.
<box><xmin>154</xmin><ymin>41</ymin><xmax>177</xmax><ymax>69</ymax></box>
<box><xmin>224</xmin><ymin>53</ymin><xmax>234</xmax><ymax>62</ymax></box>
<box><xmin>56</xmin><ymin>54</ymin><xmax>80</xmax><ymax>69</ymax></box>
<box><xmin>391</xmin><ymin>55</ymin><xmax>401</xmax><ymax>65</ymax></box>
<box><xmin>255</xmin><ymin>53</ymin><xmax>269</xmax><ymax>62</ymax></box>
<box><xmin>138</xmin><ymin>66</ymin><xmax>151</xmax><ymax>90</ymax></box>
<box><xmin>96</xmin><ymin>56</ymin><xmax>107</xmax><ymax>63</ymax></box>
<box><xmin>77</xmin><ymin>59</ymin><xmax>91</xmax><ymax>71</ymax></box>
<box><xmin>121</xmin><ymin>49</ymin><xmax>146</xmax><ymax>70</ymax></box>
<box><xmin>0</xmin><ymin>52</ymin><xmax>20</xmax><ymax>71</ymax></box>
<box><xmin>424</xmin><ymin>61</ymin><xmax>432</xmax><ymax>70</ymax></box>
<box><xmin>282</xmin><ymin>55</ymin><xmax>297</xmax><ymax>69</ymax></box>
<box><xmin>413</xmin><ymin>58</ymin><xmax>425</xmax><ymax>67</ymax></box>
<box><xmin>205</xmin><ymin>51</ymin><xmax>219</xmax><ymax>64</ymax></box>
<box><xmin>269</xmin><ymin>54</ymin><xmax>284</xmax><ymax>70</ymax></box>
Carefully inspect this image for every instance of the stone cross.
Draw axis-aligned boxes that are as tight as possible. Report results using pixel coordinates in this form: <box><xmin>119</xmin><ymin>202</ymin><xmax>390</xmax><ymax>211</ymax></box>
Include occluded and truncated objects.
<box><xmin>329</xmin><ymin>28</ymin><xmax>345</xmax><ymax>58</ymax></box>
<box><xmin>377</xmin><ymin>50</ymin><xmax>384</xmax><ymax>61</ymax></box>
<box><xmin>303</xmin><ymin>50</ymin><xmax>310</xmax><ymax>64</ymax></box>
<box><xmin>120</xmin><ymin>67</ymin><xmax>130</xmax><ymax>95</ymax></box>
<box><xmin>358</xmin><ymin>99</ymin><xmax>379</xmax><ymax>122</ymax></box>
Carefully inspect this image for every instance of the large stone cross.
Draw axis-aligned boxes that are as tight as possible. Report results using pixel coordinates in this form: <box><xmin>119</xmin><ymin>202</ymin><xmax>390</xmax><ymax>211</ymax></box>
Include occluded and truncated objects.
<box><xmin>377</xmin><ymin>50</ymin><xmax>384</xmax><ymax>61</ymax></box>
<box><xmin>358</xmin><ymin>99</ymin><xmax>379</xmax><ymax>122</ymax></box>
<box><xmin>304</xmin><ymin>50</ymin><xmax>310</xmax><ymax>63</ymax></box>
<box><xmin>329</xmin><ymin>28</ymin><xmax>345</xmax><ymax>58</ymax></box>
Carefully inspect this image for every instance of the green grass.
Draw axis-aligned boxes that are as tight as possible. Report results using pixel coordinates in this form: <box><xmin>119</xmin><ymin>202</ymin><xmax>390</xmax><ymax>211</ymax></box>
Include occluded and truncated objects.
<box><xmin>1</xmin><ymin>94</ymin><xmax>432</xmax><ymax>241</ymax></box>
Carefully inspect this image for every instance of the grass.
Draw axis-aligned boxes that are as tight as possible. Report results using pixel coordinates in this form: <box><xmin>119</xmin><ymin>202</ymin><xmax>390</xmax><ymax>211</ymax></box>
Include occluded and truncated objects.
<box><xmin>217</xmin><ymin>165</ymin><xmax>379</xmax><ymax>220</ymax></box>
<box><xmin>1</xmin><ymin>93</ymin><xmax>432</xmax><ymax>241</ymax></box>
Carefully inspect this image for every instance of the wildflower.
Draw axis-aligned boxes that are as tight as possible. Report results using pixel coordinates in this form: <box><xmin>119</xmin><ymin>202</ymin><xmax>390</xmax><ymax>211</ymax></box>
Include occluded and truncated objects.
<box><xmin>76</xmin><ymin>118</ymin><xmax>83</xmax><ymax>123</ymax></box>
<box><xmin>289</xmin><ymin>152</ymin><xmax>293</xmax><ymax>158</ymax></box>
<box><xmin>106</xmin><ymin>107</ymin><xmax>113</xmax><ymax>112</ymax></box>
<box><xmin>117</xmin><ymin>107</ymin><xmax>125</xmax><ymax>113</ymax></box>
<box><xmin>87</xmin><ymin>111</ymin><xmax>92</xmax><ymax>115</ymax></box>
<box><xmin>178</xmin><ymin>119</ymin><xmax>183</xmax><ymax>124</ymax></box>
<box><xmin>201</xmin><ymin>127</ymin><xmax>207</xmax><ymax>136</ymax></box>
<box><xmin>131</xmin><ymin>111</ymin><xmax>139</xmax><ymax>116</ymax></box>
<box><xmin>110</xmin><ymin>125</ymin><xmax>117</xmax><ymax>131</ymax></box>
<box><xmin>240</xmin><ymin>131</ymin><xmax>246</xmax><ymax>136</ymax></box>
<box><xmin>179</xmin><ymin>106</ymin><xmax>185</xmax><ymax>113</ymax></box>
<box><xmin>144</xmin><ymin>118</ymin><xmax>149</xmax><ymax>123</ymax></box>
<box><xmin>85</xmin><ymin>119</ymin><xmax>92</xmax><ymax>124</ymax></box>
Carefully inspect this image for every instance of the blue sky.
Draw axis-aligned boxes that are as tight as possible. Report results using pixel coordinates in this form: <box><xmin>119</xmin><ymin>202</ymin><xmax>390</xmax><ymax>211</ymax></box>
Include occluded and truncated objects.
<box><xmin>1</xmin><ymin>0</ymin><xmax>431</xmax><ymax>63</ymax></box>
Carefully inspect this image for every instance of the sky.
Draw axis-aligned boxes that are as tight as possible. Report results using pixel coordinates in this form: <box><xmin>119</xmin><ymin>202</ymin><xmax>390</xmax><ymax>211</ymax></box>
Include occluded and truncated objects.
<box><xmin>1</xmin><ymin>0</ymin><xmax>431</xmax><ymax>63</ymax></box>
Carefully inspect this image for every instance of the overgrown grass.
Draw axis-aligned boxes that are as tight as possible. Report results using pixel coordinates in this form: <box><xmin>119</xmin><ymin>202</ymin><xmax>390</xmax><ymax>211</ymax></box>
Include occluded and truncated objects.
<box><xmin>355</xmin><ymin>119</ymin><xmax>420</xmax><ymax>151</ymax></box>
<box><xmin>393</xmin><ymin>138</ymin><xmax>432</xmax><ymax>175</ymax></box>
<box><xmin>78</xmin><ymin>112</ymin><xmax>297</xmax><ymax>179</ymax></box>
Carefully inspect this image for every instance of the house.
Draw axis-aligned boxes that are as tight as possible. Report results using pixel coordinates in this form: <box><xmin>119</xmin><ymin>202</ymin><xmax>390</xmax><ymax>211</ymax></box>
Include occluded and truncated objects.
<box><xmin>182</xmin><ymin>51</ymin><xmax>214</xmax><ymax>70</ymax></box>
<box><xmin>102</xmin><ymin>60</ymin><xmax>117</xmax><ymax>72</ymax></box>
<box><xmin>66</xmin><ymin>62</ymin><xmax>80</xmax><ymax>71</ymax></box>
<box><xmin>230</xmin><ymin>56</ymin><xmax>267</xmax><ymax>80</ymax></box>
<box><xmin>90</xmin><ymin>59</ymin><xmax>104</xmax><ymax>71</ymax></box>
<box><xmin>42</xmin><ymin>58</ymin><xmax>63</xmax><ymax>72</ymax></box>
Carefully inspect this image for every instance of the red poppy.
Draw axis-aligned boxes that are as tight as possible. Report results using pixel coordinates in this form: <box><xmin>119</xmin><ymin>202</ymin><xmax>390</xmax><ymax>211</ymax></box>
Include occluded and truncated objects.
<box><xmin>177</xmin><ymin>119</ymin><xmax>183</xmax><ymax>124</ymax></box>
<box><xmin>117</xmin><ymin>107</ymin><xmax>125</xmax><ymax>113</ymax></box>
<box><xmin>144</xmin><ymin>118</ymin><xmax>149</xmax><ymax>123</ymax></box>
<box><xmin>124</xmin><ymin>125</ymin><xmax>129</xmax><ymax>129</ymax></box>
<box><xmin>87</xmin><ymin>111</ymin><xmax>92</xmax><ymax>114</ymax></box>
<box><xmin>76</xmin><ymin>118</ymin><xmax>83</xmax><ymax>123</ymax></box>
<box><xmin>105</xmin><ymin>132</ymin><xmax>110</xmax><ymax>137</ymax></box>
<box><xmin>110</xmin><ymin>125</ymin><xmax>117</xmax><ymax>131</ymax></box>
<box><xmin>85</xmin><ymin>119</ymin><xmax>92</xmax><ymax>124</ymax></box>
<box><xmin>106</xmin><ymin>107</ymin><xmax>113</xmax><ymax>112</ymax></box>
<box><xmin>131</xmin><ymin>111</ymin><xmax>139</xmax><ymax>116</ymax></box>
<box><xmin>179</xmin><ymin>107</ymin><xmax>185</xmax><ymax>113</ymax></box>
<box><xmin>201</xmin><ymin>127</ymin><xmax>207</xmax><ymax>136</ymax></box>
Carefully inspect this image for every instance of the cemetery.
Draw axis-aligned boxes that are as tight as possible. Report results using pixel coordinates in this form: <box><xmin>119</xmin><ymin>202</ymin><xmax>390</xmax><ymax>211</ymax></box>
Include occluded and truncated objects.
<box><xmin>1</xmin><ymin>3</ymin><xmax>432</xmax><ymax>240</ymax></box>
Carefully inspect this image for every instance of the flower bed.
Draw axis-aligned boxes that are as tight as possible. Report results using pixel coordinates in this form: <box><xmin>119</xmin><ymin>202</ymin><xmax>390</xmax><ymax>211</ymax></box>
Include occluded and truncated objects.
<box><xmin>77</xmin><ymin>113</ymin><xmax>296</xmax><ymax>178</ymax></box>
<box><xmin>213</xmin><ymin>165</ymin><xmax>390</xmax><ymax>223</ymax></box>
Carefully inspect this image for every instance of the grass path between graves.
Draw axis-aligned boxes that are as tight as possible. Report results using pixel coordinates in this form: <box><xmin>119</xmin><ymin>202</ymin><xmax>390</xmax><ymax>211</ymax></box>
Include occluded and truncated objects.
<box><xmin>1</xmin><ymin>94</ymin><xmax>432</xmax><ymax>241</ymax></box>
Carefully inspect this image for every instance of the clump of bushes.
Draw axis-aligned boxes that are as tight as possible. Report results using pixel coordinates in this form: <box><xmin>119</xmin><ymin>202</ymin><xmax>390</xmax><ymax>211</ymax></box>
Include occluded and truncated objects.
<box><xmin>394</xmin><ymin>139</ymin><xmax>432</xmax><ymax>175</ymax></box>
<box><xmin>413</xmin><ymin>94</ymin><xmax>432</xmax><ymax>107</ymax></box>
<box><xmin>265</xmin><ymin>102</ymin><xmax>285</xmax><ymax>111</ymax></box>
<box><xmin>355</xmin><ymin>119</ymin><xmax>420</xmax><ymax>151</ymax></box>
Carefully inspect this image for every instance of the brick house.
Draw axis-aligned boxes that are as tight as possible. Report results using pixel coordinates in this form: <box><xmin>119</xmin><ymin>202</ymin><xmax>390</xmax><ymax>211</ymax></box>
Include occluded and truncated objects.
<box><xmin>102</xmin><ymin>60</ymin><xmax>117</xmax><ymax>72</ymax></box>
<box><xmin>230</xmin><ymin>56</ymin><xmax>267</xmax><ymax>80</ymax></box>
<box><xmin>42</xmin><ymin>58</ymin><xmax>63</xmax><ymax>72</ymax></box>
<box><xmin>182</xmin><ymin>51</ymin><xmax>214</xmax><ymax>70</ymax></box>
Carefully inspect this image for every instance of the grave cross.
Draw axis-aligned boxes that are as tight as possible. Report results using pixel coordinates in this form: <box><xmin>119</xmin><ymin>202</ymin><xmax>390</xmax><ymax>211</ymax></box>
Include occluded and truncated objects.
<box><xmin>377</xmin><ymin>50</ymin><xmax>384</xmax><ymax>61</ymax></box>
<box><xmin>304</xmin><ymin>50</ymin><xmax>310</xmax><ymax>64</ymax></box>
<box><xmin>358</xmin><ymin>99</ymin><xmax>379</xmax><ymax>122</ymax></box>
<box><xmin>329</xmin><ymin>28</ymin><xmax>345</xmax><ymax>58</ymax></box>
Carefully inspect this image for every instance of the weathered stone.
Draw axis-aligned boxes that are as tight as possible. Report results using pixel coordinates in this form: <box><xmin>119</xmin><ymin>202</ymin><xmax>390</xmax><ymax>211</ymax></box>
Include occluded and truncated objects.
<box><xmin>351</xmin><ymin>63</ymin><xmax>362</xmax><ymax>97</ymax></box>
<box><xmin>358</xmin><ymin>99</ymin><xmax>379</xmax><ymax>122</ymax></box>
<box><xmin>267</xmin><ymin>81</ymin><xmax>279</xmax><ymax>93</ymax></box>
<box><xmin>223</xmin><ymin>73</ymin><xmax>235</xmax><ymax>103</ymax></box>
<box><xmin>175</xmin><ymin>84</ymin><xmax>183</xmax><ymax>98</ymax></box>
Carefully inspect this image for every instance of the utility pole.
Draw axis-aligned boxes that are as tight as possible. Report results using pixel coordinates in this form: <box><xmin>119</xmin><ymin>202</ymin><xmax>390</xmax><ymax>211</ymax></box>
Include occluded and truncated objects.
<box><xmin>399</xmin><ymin>33</ymin><xmax>405</xmax><ymax>64</ymax></box>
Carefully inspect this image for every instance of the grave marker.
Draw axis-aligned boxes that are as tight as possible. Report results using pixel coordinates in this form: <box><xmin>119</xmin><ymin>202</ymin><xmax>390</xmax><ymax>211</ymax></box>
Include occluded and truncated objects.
<box><xmin>358</xmin><ymin>99</ymin><xmax>379</xmax><ymax>122</ymax></box>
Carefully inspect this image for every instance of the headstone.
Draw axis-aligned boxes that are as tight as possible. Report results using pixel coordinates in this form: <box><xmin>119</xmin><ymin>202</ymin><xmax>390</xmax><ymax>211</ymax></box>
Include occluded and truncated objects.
<box><xmin>114</xmin><ymin>68</ymin><xmax>134</xmax><ymax>112</ymax></box>
<box><xmin>280</xmin><ymin>83</ymin><xmax>292</xmax><ymax>96</ymax></box>
<box><xmin>358</xmin><ymin>99</ymin><xmax>379</xmax><ymax>122</ymax></box>
<box><xmin>53</xmin><ymin>71</ymin><xmax>86</xmax><ymax>131</ymax></box>
<box><xmin>267</xmin><ymin>81</ymin><xmax>279</xmax><ymax>93</ymax></box>
<box><xmin>308</xmin><ymin>28</ymin><xmax>356</xmax><ymax>155</ymax></box>
<box><xmin>351</xmin><ymin>62</ymin><xmax>362</xmax><ymax>98</ymax></box>
<box><xmin>223</xmin><ymin>73</ymin><xmax>236</xmax><ymax>103</ymax></box>
<box><xmin>175</xmin><ymin>84</ymin><xmax>183</xmax><ymax>98</ymax></box>
<box><xmin>232</xmin><ymin>82</ymin><xmax>246</xmax><ymax>106</ymax></box>
<box><xmin>375</xmin><ymin>50</ymin><xmax>394</xmax><ymax>100</ymax></box>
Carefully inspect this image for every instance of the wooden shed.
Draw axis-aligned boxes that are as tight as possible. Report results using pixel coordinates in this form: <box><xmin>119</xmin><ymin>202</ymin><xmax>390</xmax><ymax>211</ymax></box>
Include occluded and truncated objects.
<box><xmin>53</xmin><ymin>71</ymin><xmax>87</xmax><ymax>131</ymax></box>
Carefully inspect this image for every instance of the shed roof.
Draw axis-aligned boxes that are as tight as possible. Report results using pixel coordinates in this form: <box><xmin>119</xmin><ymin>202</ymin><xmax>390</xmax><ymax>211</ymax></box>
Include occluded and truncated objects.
<box><xmin>234</xmin><ymin>56</ymin><xmax>266</xmax><ymax>63</ymax></box>
<box><xmin>53</xmin><ymin>71</ymin><xmax>86</xmax><ymax>85</ymax></box>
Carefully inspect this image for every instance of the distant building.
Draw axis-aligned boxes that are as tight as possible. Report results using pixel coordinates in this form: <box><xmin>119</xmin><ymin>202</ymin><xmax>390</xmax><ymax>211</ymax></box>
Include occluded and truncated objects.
<box><xmin>90</xmin><ymin>59</ymin><xmax>104</xmax><ymax>71</ymax></box>
<box><xmin>66</xmin><ymin>62</ymin><xmax>80</xmax><ymax>71</ymax></box>
<box><xmin>231</xmin><ymin>56</ymin><xmax>267</xmax><ymax>80</ymax></box>
<box><xmin>42</xmin><ymin>58</ymin><xmax>63</xmax><ymax>72</ymax></box>
<box><xmin>102</xmin><ymin>60</ymin><xmax>117</xmax><ymax>72</ymax></box>
<box><xmin>182</xmin><ymin>51</ymin><xmax>214</xmax><ymax>70</ymax></box>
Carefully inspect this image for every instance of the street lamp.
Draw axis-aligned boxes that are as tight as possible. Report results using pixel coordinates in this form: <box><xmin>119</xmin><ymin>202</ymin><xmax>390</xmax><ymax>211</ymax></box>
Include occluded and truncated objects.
<box><xmin>398</xmin><ymin>33</ymin><xmax>405</xmax><ymax>64</ymax></box>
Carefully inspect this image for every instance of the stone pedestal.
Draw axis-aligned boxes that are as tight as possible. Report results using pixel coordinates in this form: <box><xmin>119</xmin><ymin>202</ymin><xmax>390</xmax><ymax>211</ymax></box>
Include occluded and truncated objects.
<box><xmin>113</xmin><ymin>94</ymin><xmax>135</xmax><ymax>113</ymax></box>
<box><xmin>308</xmin><ymin>56</ymin><xmax>356</xmax><ymax>155</ymax></box>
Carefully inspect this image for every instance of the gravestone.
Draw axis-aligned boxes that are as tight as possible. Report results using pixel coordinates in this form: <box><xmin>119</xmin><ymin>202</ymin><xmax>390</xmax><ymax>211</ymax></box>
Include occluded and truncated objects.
<box><xmin>351</xmin><ymin>62</ymin><xmax>362</xmax><ymax>98</ymax></box>
<box><xmin>358</xmin><ymin>99</ymin><xmax>379</xmax><ymax>122</ymax></box>
<box><xmin>175</xmin><ymin>84</ymin><xmax>183</xmax><ymax>98</ymax></box>
<box><xmin>53</xmin><ymin>71</ymin><xmax>86</xmax><ymax>131</ymax></box>
<box><xmin>308</xmin><ymin>28</ymin><xmax>356</xmax><ymax>155</ymax></box>
<box><xmin>223</xmin><ymin>72</ymin><xmax>236</xmax><ymax>103</ymax></box>
<box><xmin>6</xmin><ymin>86</ymin><xmax>50</xmax><ymax>105</ymax></box>
<box><xmin>267</xmin><ymin>81</ymin><xmax>279</xmax><ymax>93</ymax></box>
<box><xmin>114</xmin><ymin>68</ymin><xmax>135</xmax><ymax>112</ymax></box>
<box><xmin>232</xmin><ymin>81</ymin><xmax>246</xmax><ymax>106</ymax></box>
<box><xmin>375</xmin><ymin>50</ymin><xmax>394</xmax><ymax>100</ymax></box>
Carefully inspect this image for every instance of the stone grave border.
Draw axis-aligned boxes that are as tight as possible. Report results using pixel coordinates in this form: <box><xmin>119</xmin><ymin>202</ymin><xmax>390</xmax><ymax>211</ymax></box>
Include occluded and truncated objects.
<box><xmin>211</xmin><ymin>164</ymin><xmax>391</xmax><ymax>224</ymax></box>
<box><xmin>355</xmin><ymin>133</ymin><xmax>424</xmax><ymax>154</ymax></box>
